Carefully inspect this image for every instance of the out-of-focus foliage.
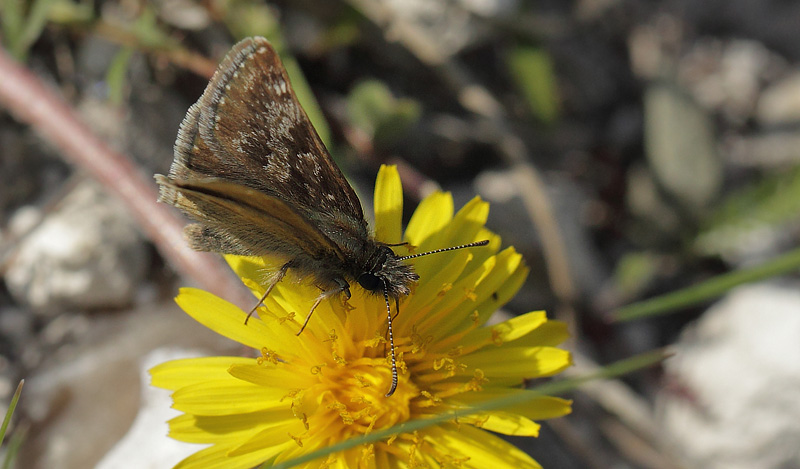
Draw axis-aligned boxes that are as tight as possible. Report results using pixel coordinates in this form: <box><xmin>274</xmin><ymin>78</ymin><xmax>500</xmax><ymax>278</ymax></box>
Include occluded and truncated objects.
<box><xmin>644</xmin><ymin>83</ymin><xmax>722</xmax><ymax>212</ymax></box>
<box><xmin>696</xmin><ymin>165</ymin><xmax>800</xmax><ymax>257</ymax></box>
<box><xmin>507</xmin><ymin>46</ymin><xmax>560</xmax><ymax>124</ymax></box>
<box><xmin>347</xmin><ymin>80</ymin><xmax>421</xmax><ymax>148</ymax></box>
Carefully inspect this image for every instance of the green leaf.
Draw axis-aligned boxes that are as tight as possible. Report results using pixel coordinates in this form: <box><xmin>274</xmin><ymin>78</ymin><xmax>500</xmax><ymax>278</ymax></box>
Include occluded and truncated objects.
<box><xmin>644</xmin><ymin>83</ymin><xmax>721</xmax><ymax>210</ymax></box>
<box><xmin>696</xmin><ymin>165</ymin><xmax>800</xmax><ymax>257</ymax></box>
<box><xmin>48</xmin><ymin>0</ymin><xmax>94</xmax><ymax>24</ymax></box>
<box><xmin>2</xmin><ymin>0</ymin><xmax>59</xmax><ymax>60</ymax></box>
<box><xmin>1</xmin><ymin>0</ymin><xmax>25</xmax><ymax>58</ymax></box>
<box><xmin>105</xmin><ymin>47</ymin><xmax>133</xmax><ymax>106</ymax></box>
<box><xmin>614</xmin><ymin>252</ymin><xmax>660</xmax><ymax>297</ymax></box>
<box><xmin>131</xmin><ymin>7</ymin><xmax>174</xmax><ymax>49</ymax></box>
<box><xmin>347</xmin><ymin>80</ymin><xmax>421</xmax><ymax>147</ymax></box>
<box><xmin>219</xmin><ymin>0</ymin><xmax>279</xmax><ymax>41</ymax></box>
<box><xmin>16</xmin><ymin>0</ymin><xmax>57</xmax><ymax>58</ymax></box>
<box><xmin>507</xmin><ymin>46</ymin><xmax>560</xmax><ymax>124</ymax></box>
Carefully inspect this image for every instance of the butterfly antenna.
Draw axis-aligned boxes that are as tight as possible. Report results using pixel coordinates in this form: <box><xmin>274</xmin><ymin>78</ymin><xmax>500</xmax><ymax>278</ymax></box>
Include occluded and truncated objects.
<box><xmin>383</xmin><ymin>283</ymin><xmax>398</xmax><ymax>397</ymax></box>
<box><xmin>397</xmin><ymin>239</ymin><xmax>489</xmax><ymax>261</ymax></box>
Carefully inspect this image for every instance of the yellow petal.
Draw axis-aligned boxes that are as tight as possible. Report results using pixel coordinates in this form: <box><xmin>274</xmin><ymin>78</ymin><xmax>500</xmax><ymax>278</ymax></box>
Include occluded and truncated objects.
<box><xmin>460</xmin><ymin>346</ymin><xmax>572</xmax><ymax>378</ymax></box>
<box><xmin>457</xmin><ymin>311</ymin><xmax>548</xmax><ymax>351</ymax></box>
<box><xmin>175</xmin><ymin>288</ymin><xmax>305</xmax><ymax>354</ymax></box>
<box><xmin>150</xmin><ymin>356</ymin><xmax>253</xmax><ymax>391</ymax></box>
<box><xmin>443</xmin><ymin>196</ymin><xmax>490</xmax><ymax>245</ymax></box>
<box><xmin>374</xmin><ymin>165</ymin><xmax>403</xmax><ymax>244</ymax></box>
<box><xmin>453</xmin><ymin>390</ymin><xmax>573</xmax><ymax>421</ymax></box>
<box><xmin>405</xmin><ymin>191</ymin><xmax>453</xmax><ymax>247</ymax></box>
<box><xmin>466</xmin><ymin>258</ymin><xmax>528</xmax><ymax>328</ymax></box>
<box><xmin>224</xmin><ymin>255</ymin><xmax>268</xmax><ymax>291</ymax></box>
<box><xmin>411</xmin><ymin>196</ymin><xmax>490</xmax><ymax>275</ymax></box>
<box><xmin>428</xmin><ymin>248</ymin><xmax>524</xmax><ymax>340</ymax></box>
<box><xmin>395</xmin><ymin>251</ymin><xmax>473</xmax><ymax>333</ymax></box>
<box><xmin>508</xmin><ymin>320</ymin><xmax>571</xmax><ymax>348</ymax></box>
<box><xmin>463</xmin><ymin>228</ymin><xmax>502</xmax><ymax>273</ymax></box>
<box><xmin>174</xmin><ymin>441</ymin><xmax>290</xmax><ymax>469</ymax></box>
<box><xmin>460</xmin><ymin>411</ymin><xmax>540</xmax><ymax>436</ymax></box>
<box><xmin>227</xmin><ymin>363</ymin><xmax>312</xmax><ymax>389</ymax></box>
<box><xmin>168</xmin><ymin>409</ymin><xmax>293</xmax><ymax>444</ymax></box>
<box><xmin>172</xmin><ymin>379</ymin><xmax>289</xmax><ymax>415</ymax></box>
<box><xmin>413</xmin><ymin>255</ymin><xmax>494</xmax><ymax>336</ymax></box>
<box><xmin>424</xmin><ymin>424</ymin><xmax>542</xmax><ymax>468</ymax></box>
<box><xmin>416</xmin><ymin>247</ymin><xmax>523</xmax><ymax>341</ymax></box>
<box><xmin>228</xmin><ymin>419</ymin><xmax>307</xmax><ymax>456</ymax></box>
<box><xmin>433</xmin><ymin>264</ymin><xmax>530</xmax><ymax>350</ymax></box>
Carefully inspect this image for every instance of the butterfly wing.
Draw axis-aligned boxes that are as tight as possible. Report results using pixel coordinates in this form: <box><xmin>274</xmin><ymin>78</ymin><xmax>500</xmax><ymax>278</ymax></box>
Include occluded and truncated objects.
<box><xmin>166</xmin><ymin>37</ymin><xmax>366</xmax><ymax>233</ymax></box>
<box><xmin>156</xmin><ymin>175</ymin><xmax>343</xmax><ymax>260</ymax></box>
<box><xmin>158</xmin><ymin>36</ymin><xmax>372</xmax><ymax>261</ymax></box>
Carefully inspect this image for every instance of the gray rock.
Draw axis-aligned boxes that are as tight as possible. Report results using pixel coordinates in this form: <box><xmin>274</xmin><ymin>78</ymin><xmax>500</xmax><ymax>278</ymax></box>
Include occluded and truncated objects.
<box><xmin>757</xmin><ymin>71</ymin><xmax>800</xmax><ymax>125</ymax></box>
<box><xmin>5</xmin><ymin>182</ymin><xmax>149</xmax><ymax>314</ymax></box>
<box><xmin>657</xmin><ymin>283</ymin><xmax>800</xmax><ymax>469</ymax></box>
<box><xmin>16</xmin><ymin>301</ymin><xmax>239</xmax><ymax>469</ymax></box>
<box><xmin>379</xmin><ymin>0</ymin><xmax>518</xmax><ymax>60</ymax></box>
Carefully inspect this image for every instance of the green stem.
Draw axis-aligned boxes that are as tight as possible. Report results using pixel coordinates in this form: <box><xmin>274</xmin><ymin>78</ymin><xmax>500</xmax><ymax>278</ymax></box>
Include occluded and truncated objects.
<box><xmin>613</xmin><ymin>246</ymin><xmax>800</xmax><ymax>321</ymax></box>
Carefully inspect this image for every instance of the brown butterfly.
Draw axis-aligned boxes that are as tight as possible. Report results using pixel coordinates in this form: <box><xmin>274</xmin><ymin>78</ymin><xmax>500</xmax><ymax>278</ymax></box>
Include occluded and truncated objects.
<box><xmin>156</xmin><ymin>37</ymin><xmax>486</xmax><ymax>396</ymax></box>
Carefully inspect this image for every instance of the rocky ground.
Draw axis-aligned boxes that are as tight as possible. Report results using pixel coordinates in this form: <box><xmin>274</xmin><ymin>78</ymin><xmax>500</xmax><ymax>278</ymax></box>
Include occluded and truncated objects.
<box><xmin>2</xmin><ymin>1</ymin><xmax>800</xmax><ymax>468</ymax></box>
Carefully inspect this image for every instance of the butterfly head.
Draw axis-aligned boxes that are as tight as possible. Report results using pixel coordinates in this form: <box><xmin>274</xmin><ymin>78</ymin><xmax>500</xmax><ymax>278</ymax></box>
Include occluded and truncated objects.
<box><xmin>357</xmin><ymin>245</ymin><xmax>419</xmax><ymax>299</ymax></box>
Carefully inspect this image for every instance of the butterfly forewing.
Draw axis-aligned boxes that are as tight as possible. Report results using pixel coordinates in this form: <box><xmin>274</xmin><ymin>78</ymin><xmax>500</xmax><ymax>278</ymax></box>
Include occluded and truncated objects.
<box><xmin>171</xmin><ymin>37</ymin><xmax>364</xmax><ymax>225</ymax></box>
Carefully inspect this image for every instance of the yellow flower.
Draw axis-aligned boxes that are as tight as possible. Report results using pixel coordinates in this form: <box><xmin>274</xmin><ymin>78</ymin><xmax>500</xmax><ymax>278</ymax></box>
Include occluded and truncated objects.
<box><xmin>151</xmin><ymin>165</ymin><xmax>572</xmax><ymax>468</ymax></box>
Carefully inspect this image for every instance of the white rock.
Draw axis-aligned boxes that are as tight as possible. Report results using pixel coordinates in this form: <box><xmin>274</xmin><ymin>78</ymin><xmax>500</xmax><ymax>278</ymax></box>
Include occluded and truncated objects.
<box><xmin>657</xmin><ymin>283</ymin><xmax>800</xmax><ymax>469</ymax></box>
<box><xmin>5</xmin><ymin>182</ymin><xmax>148</xmax><ymax>313</ymax></box>
<box><xmin>95</xmin><ymin>348</ymin><xmax>206</xmax><ymax>469</ymax></box>
<box><xmin>16</xmin><ymin>301</ymin><xmax>238</xmax><ymax>468</ymax></box>
<box><xmin>381</xmin><ymin>0</ymin><xmax>518</xmax><ymax>60</ymax></box>
<box><xmin>757</xmin><ymin>72</ymin><xmax>800</xmax><ymax>125</ymax></box>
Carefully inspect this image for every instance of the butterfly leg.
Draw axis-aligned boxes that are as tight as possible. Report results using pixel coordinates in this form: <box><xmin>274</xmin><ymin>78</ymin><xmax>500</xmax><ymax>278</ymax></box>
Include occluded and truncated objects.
<box><xmin>244</xmin><ymin>262</ymin><xmax>291</xmax><ymax>324</ymax></box>
<box><xmin>296</xmin><ymin>278</ymin><xmax>350</xmax><ymax>336</ymax></box>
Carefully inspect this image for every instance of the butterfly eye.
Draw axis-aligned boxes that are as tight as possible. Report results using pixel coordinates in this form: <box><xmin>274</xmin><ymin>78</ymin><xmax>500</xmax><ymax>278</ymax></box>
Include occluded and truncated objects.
<box><xmin>357</xmin><ymin>272</ymin><xmax>382</xmax><ymax>291</ymax></box>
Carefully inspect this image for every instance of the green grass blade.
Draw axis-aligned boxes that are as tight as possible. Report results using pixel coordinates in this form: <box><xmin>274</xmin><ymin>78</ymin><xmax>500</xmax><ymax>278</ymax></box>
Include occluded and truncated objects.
<box><xmin>2</xmin><ymin>0</ymin><xmax>25</xmax><ymax>59</ymax></box>
<box><xmin>106</xmin><ymin>47</ymin><xmax>133</xmax><ymax>106</ymax></box>
<box><xmin>16</xmin><ymin>0</ymin><xmax>57</xmax><ymax>59</ymax></box>
<box><xmin>266</xmin><ymin>350</ymin><xmax>666</xmax><ymax>469</ymax></box>
<box><xmin>613</xmin><ymin>246</ymin><xmax>800</xmax><ymax>321</ymax></box>
<box><xmin>507</xmin><ymin>46</ymin><xmax>560</xmax><ymax>124</ymax></box>
<box><xmin>1</xmin><ymin>423</ymin><xmax>26</xmax><ymax>469</ymax></box>
<box><xmin>0</xmin><ymin>380</ymin><xmax>24</xmax><ymax>443</ymax></box>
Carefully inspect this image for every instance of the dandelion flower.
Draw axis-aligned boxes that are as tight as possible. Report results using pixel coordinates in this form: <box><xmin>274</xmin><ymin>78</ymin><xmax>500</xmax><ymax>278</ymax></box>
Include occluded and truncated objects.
<box><xmin>151</xmin><ymin>165</ymin><xmax>572</xmax><ymax>468</ymax></box>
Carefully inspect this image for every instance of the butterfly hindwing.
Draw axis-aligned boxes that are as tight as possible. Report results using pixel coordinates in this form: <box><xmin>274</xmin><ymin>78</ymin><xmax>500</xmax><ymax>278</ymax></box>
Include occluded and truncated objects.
<box><xmin>156</xmin><ymin>176</ymin><xmax>343</xmax><ymax>261</ymax></box>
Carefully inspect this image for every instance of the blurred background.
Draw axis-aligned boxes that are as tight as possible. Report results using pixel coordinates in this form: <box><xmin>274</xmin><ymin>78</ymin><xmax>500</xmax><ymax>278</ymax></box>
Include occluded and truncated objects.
<box><xmin>2</xmin><ymin>0</ymin><xmax>800</xmax><ymax>467</ymax></box>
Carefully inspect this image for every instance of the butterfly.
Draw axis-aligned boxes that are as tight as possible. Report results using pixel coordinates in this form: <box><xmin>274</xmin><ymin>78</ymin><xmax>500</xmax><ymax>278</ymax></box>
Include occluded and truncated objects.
<box><xmin>155</xmin><ymin>37</ymin><xmax>486</xmax><ymax>396</ymax></box>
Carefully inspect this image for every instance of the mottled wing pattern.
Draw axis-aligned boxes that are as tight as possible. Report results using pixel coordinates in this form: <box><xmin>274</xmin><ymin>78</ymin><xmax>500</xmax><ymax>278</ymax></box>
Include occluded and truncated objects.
<box><xmin>158</xmin><ymin>36</ymin><xmax>368</xmax><ymax>260</ymax></box>
<box><xmin>170</xmin><ymin>36</ymin><xmax>364</xmax><ymax>227</ymax></box>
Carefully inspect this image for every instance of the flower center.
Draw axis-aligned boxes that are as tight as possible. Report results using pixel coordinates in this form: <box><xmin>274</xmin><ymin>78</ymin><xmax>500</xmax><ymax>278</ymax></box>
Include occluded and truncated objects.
<box><xmin>316</xmin><ymin>357</ymin><xmax>417</xmax><ymax>437</ymax></box>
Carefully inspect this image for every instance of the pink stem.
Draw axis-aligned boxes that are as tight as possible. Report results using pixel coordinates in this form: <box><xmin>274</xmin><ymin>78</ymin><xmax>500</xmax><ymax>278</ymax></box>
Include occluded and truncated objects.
<box><xmin>0</xmin><ymin>45</ymin><xmax>253</xmax><ymax>309</ymax></box>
